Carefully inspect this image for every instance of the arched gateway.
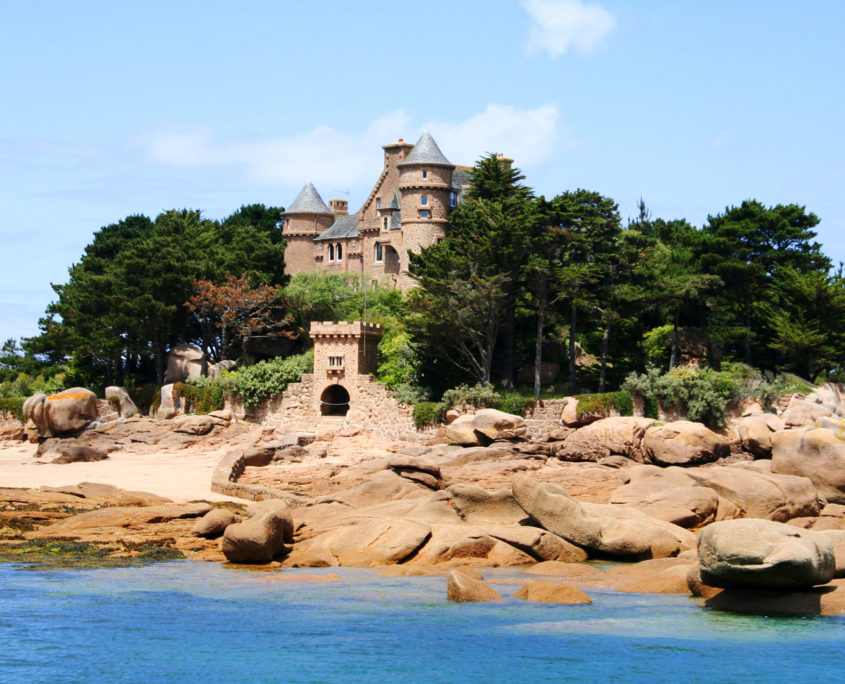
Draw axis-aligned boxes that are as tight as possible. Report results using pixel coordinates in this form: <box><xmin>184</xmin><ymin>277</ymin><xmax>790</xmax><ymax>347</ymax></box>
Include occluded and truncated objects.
<box><xmin>320</xmin><ymin>384</ymin><xmax>350</xmax><ymax>416</ymax></box>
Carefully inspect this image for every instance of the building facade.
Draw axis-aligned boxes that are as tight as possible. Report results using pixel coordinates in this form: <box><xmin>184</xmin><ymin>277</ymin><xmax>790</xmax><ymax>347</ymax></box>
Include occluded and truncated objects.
<box><xmin>281</xmin><ymin>131</ymin><xmax>470</xmax><ymax>291</ymax></box>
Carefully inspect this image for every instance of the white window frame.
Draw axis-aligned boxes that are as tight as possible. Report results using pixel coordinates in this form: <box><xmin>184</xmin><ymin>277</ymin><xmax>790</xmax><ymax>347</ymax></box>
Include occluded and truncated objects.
<box><xmin>327</xmin><ymin>244</ymin><xmax>334</xmax><ymax>261</ymax></box>
<box><xmin>375</xmin><ymin>242</ymin><xmax>383</xmax><ymax>263</ymax></box>
<box><xmin>419</xmin><ymin>209</ymin><xmax>430</xmax><ymax>219</ymax></box>
<box><xmin>420</xmin><ymin>194</ymin><xmax>428</xmax><ymax>206</ymax></box>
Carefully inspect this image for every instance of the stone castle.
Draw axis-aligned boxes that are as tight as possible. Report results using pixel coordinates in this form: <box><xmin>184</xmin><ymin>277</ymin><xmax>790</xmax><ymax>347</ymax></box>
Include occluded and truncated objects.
<box><xmin>281</xmin><ymin>131</ymin><xmax>471</xmax><ymax>291</ymax></box>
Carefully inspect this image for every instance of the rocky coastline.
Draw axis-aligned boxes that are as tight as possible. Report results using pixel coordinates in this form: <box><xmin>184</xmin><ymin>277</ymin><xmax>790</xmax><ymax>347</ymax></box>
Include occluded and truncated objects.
<box><xmin>4</xmin><ymin>383</ymin><xmax>845</xmax><ymax>616</ymax></box>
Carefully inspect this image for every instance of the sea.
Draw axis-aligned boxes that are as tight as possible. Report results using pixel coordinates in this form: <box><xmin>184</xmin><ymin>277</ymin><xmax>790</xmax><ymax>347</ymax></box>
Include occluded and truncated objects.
<box><xmin>1</xmin><ymin>561</ymin><xmax>843</xmax><ymax>683</ymax></box>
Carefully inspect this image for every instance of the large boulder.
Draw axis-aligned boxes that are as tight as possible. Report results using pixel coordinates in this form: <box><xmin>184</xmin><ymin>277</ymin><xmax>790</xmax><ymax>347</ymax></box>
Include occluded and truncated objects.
<box><xmin>556</xmin><ymin>417</ymin><xmax>656</xmax><ymax>462</ymax></box>
<box><xmin>511</xmin><ymin>476</ymin><xmax>695</xmax><ymax>558</ymax></box>
<box><xmin>471</xmin><ymin>408</ymin><xmax>527</xmax><ymax>441</ymax></box>
<box><xmin>444</xmin><ymin>414</ymin><xmax>482</xmax><ymax>445</ymax></box>
<box><xmin>772</xmin><ymin>427</ymin><xmax>845</xmax><ymax>503</ymax></box>
<box><xmin>25</xmin><ymin>388</ymin><xmax>98</xmax><ymax>437</ymax></box>
<box><xmin>782</xmin><ymin>396</ymin><xmax>834</xmax><ymax>428</ymax></box>
<box><xmin>736</xmin><ymin>412</ymin><xmax>784</xmax><ymax>457</ymax></box>
<box><xmin>698</xmin><ymin>518</ymin><xmax>835</xmax><ymax>589</ymax></box>
<box><xmin>686</xmin><ymin>462</ymin><xmax>819</xmax><ymax>521</ymax></box>
<box><xmin>610</xmin><ymin>465</ymin><xmax>722</xmax><ymax>528</ymax></box>
<box><xmin>156</xmin><ymin>383</ymin><xmax>180</xmax><ymax>420</ymax></box>
<box><xmin>560</xmin><ymin>396</ymin><xmax>602</xmax><ymax>428</ymax></box>
<box><xmin>104</xmin><ymin>386</ymin><xmax>138</xmax><ymax>419</ymax></box>
<box><xmin>192</xmin><ymin>508</ymin><xmax>242</xmax><ymax>539</ymax></box>
<box><xmin>221</xmin><ymin>501</ymin><xmax>293</xmax><ymax>564</ymax></box>
<box><xmin>164</xmin><ymin>343</ymin><xmax>205</xmax><ymax>383</ymax></box>
<box><xmin>443</xmin><ymin>409</ymin><xmax>526</xmax><ymax>445</ymax></box>
<box><xmin>642</xmin><ymin>420</ymin><xmax>731</xmax><ymax>466</ymax></box>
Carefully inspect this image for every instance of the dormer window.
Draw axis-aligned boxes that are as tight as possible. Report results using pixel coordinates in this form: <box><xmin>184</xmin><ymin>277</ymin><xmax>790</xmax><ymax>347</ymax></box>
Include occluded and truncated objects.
<box><xmin>420</xmin><ymin>194</ymin><xmax>428</xmax><ymax>206</ymax></box>
<box><xmin>382</xmin><ymin>216</ymin><xmax>389</xmax><ymax>231</ymax></box>
<box><xmin>422</xmin><ymin>170</ymin><xmax>428</xmax><ymax>179</ymax></box>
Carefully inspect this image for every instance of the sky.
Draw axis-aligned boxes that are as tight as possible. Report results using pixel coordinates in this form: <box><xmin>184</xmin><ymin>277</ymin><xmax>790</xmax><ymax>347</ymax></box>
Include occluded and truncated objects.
<box><xmin>2</xmin><ymin>0</ymin><xmax>844</xmax><ymax>344</ymax></box>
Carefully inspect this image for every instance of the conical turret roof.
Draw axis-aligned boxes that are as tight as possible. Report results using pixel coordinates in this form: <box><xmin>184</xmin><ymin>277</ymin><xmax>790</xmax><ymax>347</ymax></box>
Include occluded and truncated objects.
<box><xmin>398</xmin><ymin>131</ymin><xmax>452</xmax><ymax>167</ymax></box>
<box><xmin>282</xmin><ymin>182</ymin><xmax>333</xmax><ymax>215</ymax></box>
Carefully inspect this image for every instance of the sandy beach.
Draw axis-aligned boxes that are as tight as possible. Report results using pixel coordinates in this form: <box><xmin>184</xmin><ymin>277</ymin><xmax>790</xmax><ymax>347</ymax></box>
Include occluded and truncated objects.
<box><xmin>0</xmin><ymin>439</ymin><xmax>240</xmax><ymax>503</ymax></box>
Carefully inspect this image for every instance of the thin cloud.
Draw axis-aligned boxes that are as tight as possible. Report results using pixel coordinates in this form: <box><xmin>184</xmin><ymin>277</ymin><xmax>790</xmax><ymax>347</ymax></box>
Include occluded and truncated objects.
<box><xmin>426</xmin><ymin>104</ymin><xmax>559</xmax><ymax>167</ymax></box>
<box><xmin>137</xmin><ymin>104</ymin><xmax>560</xmax><ymax>186</ymax></box>
<box><xmin>521</xmin><ymin>0</ymin><xmax>616</xmax><ymax>57</ymax></box>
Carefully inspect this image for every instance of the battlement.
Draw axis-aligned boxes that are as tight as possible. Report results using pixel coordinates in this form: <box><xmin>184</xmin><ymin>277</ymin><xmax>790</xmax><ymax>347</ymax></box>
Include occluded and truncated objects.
<box><xmin>309</xmin><ymin>321</ymin><xmax>383</xmax><ymax>339</ymax></box>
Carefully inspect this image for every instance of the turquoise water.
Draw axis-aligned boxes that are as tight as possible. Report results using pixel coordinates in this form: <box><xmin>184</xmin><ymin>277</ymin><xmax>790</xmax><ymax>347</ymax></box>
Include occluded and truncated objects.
<box><xmin>1</xmin><ymin>561</ymin><xmax>843</xmax><ymax>683</ymax></box>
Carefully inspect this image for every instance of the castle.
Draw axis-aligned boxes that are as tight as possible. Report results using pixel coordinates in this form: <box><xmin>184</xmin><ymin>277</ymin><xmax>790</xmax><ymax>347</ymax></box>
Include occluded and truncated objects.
<box><xmin>281</xmin><ymin>131</ymin><xmax>471</xmax><ymax>291</ymax></box>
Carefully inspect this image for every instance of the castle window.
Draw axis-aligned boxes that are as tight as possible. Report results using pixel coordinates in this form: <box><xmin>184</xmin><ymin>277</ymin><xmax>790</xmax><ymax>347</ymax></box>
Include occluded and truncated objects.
<box><xmin>328</xmin><ymin>244</ymin><xmax>334</xmax><ymax>261</ymax></box>
<box><xmin>376</xmin><ymin>198</ymin><xmax>382</xmax><ymax>209</ymax></box>
<box><xmin>375</xmin><ymin>242</ymin><xmax>383</xmax><ymax>263</ymax></box>
<box><xmin>420</xmin><ymin>194</ymin><xmax>428</xmax><ymax>206</ymax></box>
<box><xmin>450</xmin><ymin>191</ymin><xmax>456</xmax><ymax>207</ymax></box>
<box><xmin>419</xmin><ymin>209</ymin><xmax>430</xmax><ymax>219</ymax></box>
<box><xmin>336</xmin><ymin>243</ymin><xmax>343</xmax><ymax>261</ymax></box>
<box><xmin>382</xmin><ymin>216</ymin><xmax>389</xmax><ymax>231</ymax></box>
<box><xmin>329</xmin><ymin>356</ymin><xmax>344</xmax><ymax>367</ymax></box>
<box><xmin>422</xmin><ymin>170</ymin><xmax>428</xmax><ymax>179</ymax></box>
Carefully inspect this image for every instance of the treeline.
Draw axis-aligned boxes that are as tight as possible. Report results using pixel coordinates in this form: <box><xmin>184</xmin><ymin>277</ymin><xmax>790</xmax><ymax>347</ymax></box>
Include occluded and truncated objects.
<box><xmin>3</xmin><ymin>155</ymin><xmax>844</xmax><ymax>406</ymax></box>
<box><xmin>407</xmin><ymin>155</ymin><xmax>844</xmax><ymax>397</ymax></box>
<box><xmin>9</xmin><ymin>205</ymin><xmax>286</xmax><ymax>390</ymax></box>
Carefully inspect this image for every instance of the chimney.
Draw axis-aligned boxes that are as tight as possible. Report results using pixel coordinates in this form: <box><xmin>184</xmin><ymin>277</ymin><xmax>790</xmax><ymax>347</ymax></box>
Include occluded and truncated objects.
<box><xmin>329</xmin><ymin>198</ymin><xmax>348</xmax><ymax>217</ymax></box>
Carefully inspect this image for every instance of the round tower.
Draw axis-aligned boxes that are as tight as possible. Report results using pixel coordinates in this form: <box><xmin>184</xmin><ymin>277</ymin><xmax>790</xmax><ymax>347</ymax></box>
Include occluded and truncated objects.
<box><xmin>397</xmin><ymin>131</ymin><xmax>455</xmax><ymax>279</ymax></box>
<box><xmin>281</xmin><ymin>182</ymin><xmax>335</xmax><ymax>275</ymax></box>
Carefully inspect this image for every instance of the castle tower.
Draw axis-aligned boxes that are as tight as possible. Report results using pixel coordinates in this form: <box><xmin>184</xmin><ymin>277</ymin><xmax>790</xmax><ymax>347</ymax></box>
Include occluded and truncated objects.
<box><xmin>397</xmin><ymin>131</ymin><xmax>455</xmax><ymax>286</ymax></box>
<box><xmin>281</xmin><ymin>182</ymin><xmax>335</xmax><ymax>275</ymax></box>
<box><xmin>309</xmin><ymin>321</ymin><xmax>382</xmax><ymax>418</ymax></box>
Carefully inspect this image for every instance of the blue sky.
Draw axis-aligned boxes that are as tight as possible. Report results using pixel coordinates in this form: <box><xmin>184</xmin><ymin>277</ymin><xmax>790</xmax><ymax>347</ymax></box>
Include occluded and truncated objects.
<box><xmin>2</xmin><ymin>0</ymin><xmax>843</xmax><ymax>344</ymax></box>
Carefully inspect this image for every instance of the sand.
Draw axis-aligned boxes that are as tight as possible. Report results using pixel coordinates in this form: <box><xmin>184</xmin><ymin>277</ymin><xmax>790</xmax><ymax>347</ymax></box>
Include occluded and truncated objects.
<box><xmin>0</xmin><ymin>440</ymin><xmax>240</xmax><ymax>503</ymax></box>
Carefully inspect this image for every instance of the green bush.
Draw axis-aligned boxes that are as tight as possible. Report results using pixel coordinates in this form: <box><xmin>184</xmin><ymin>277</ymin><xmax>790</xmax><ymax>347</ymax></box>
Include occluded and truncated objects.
<box><xmin>221</xmin><ymin>350</ymin><xmax>314</xmax><ymax>407</ymax></box>
<box><xmin>178</xmin><ymin>377</ymin><xmax>226</xmax><ymax>414</ymax></box>
<box><xmin>0</xmin><ymin>397</ymin><xmax>25</xmax><ymax>422</ymax></box>
<box><xmin>441</xmin><ymin>383</ymin><xmax>501</xmax><ymax>409</ymax></box>
<box><xmin>623</xmin><ymin>365</ymin><xmax>738</xmax><ymax>428</ymax></box>
<box><xmin>573</xmin><ymin>391</ymin><xmax>633</xmax><ymax>419</ymax></box>
<box><xmin>413</xmin><ymin>401</ymin><xmax>445</xmax><ymax>429</ymax></box>
<box><xmin>391</xmin><ymin>383</ymin><xmax>431</xmax><ymax>405</ymax></box>
<box><xmin>495</xmin><ymin>392</ymin><xmax>535</xmax><ymax>417</ymax></box>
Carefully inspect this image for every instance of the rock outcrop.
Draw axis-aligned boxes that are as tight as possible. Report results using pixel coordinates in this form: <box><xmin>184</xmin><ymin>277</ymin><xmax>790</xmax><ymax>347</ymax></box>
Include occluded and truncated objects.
<box><xmin>446</xmin><ymin>568</ymin><xmax>503</xmax><ymax>602</ymax></box>
<box><xmin>513</xmin><ymin>580</ymin><xmax>592</xmax><ymax>604</ymax></box>
<box><xmin>642</xmin><ymin>420</ymin><xmax>732</xmax><ymax>466</ymax></box>
<box><xmin>698</xmin><ymin>518</ymin><xmax>835</xmax><ymax>589</ymax></box>
<box><xmin>104</xmin><ymin>386</ymin><xmax>138</xmax><ymax>419</ymax></box>
<box><xmin>444</xmin><ymin>409</ymin><xmax>526</xmax><ymax>446</ymax></box>
<box><xmin>221</xmin><ymin>500</ymin><xmax>293</xmax><ymax>564</ymax></box>
<box><xmin>772</xmin><ymin>427</ymin><xmax>845</xmax><ymax>503</ymax></box>
<box><xmin>24</xmin><ymin>388</ymin><xmax>98</xmax><ymax>437</ymax></box>
<box><xmin>555</xmin><ymin>416</ymin><xmax>655</xmax><ymax>462</ymax></box>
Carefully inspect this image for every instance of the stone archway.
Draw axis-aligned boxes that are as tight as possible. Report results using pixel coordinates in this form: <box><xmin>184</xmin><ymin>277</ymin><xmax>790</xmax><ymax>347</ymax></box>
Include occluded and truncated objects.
<box><xmin>320</xmin><ymin>384</ymin><xmax>350</xmax><ymax>416</ymax></box>
<box><xmin>384</xmin><ymin>245</ymin><xmax>400</xmax><ymax>274</ymax></box>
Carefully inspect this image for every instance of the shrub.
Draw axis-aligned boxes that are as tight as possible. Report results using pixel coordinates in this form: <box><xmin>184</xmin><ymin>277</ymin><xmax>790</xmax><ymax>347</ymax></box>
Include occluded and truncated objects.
<box><xmin>413</xmin><ymin>401</ymin><xmax>445</xmax><ymax>429</ymax></box>
<box><xmin>623</xmin><ymin>365</ymin><xmax>738</xmax><ymax>428</ymax></box>
<box><xmin>179</xmin><ymin>377</ymin><xmax>226</xmax><ymax>414</ymax></box>
<box><xmin>495</xmin><ymin>392</ymin><xmax>535</xmax><ymax>417</ymax></box>
<box><xmin>391</xmin><ymin>383</ymin><xmax>431</xmax><ymax>405</ymax></box>
<box><xmin>441</xmin><ymin>383</ymin><xmax>501</xmax><ymax>409</ymax></box>
<box><xmin>222</xmin><ymin>350</ymin><xmax>314</xmax><ymax>407</ymax></box>
<box><xmin>573</xmin><ymin>391</ymin><xmax>633</xmax><ymax>419</ymax></box>
<box><xmin>0</xmin><ymin>397</ymin><xmax>25</xmax><ymax>422</ymax></box>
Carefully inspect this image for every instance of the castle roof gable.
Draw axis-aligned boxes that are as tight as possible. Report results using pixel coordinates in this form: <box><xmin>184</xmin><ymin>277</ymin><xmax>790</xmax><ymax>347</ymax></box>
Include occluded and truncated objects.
<box><xmin>314</xmin><ymin>214</ymin><xmax>359</xmax><ymax>241</ymax></box>
<box><xmin>398</xmin><ymin>131</ymin><xmax>452</xmax><ymax>167</ymax></box>
<box><xmin>283</xmin><ymin>182</ymin><xmax>334</xmax><ymax>215</ymax></box>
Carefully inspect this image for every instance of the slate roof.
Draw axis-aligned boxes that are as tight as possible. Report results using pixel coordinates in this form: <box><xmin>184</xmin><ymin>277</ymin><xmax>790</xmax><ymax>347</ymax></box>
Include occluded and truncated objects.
<box><xmin>283</xmin><ymin>182</ymin><xmax>333</xmax><ymax>215</ymax></box>
<box><xmin>314</xmin><ymin>215</ymin><xmax>360</xmax><ymax>241</ymax></box>
<box><xmin>398</xmin><ymin>131</ymin><xmax>452</xmax><ymax>167</ymax></box>
<box><xmin>385</xmin><ymin>190</ymin><xmax>401</xmax><ymax>210</ymax></box>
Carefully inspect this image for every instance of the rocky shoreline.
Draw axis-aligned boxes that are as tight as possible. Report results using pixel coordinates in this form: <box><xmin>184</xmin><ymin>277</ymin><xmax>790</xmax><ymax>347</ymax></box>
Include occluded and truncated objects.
<box><xmin>4</xmin><ymin>383</ymin><xmax>845</xmax><ymax>616</ymax></box>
